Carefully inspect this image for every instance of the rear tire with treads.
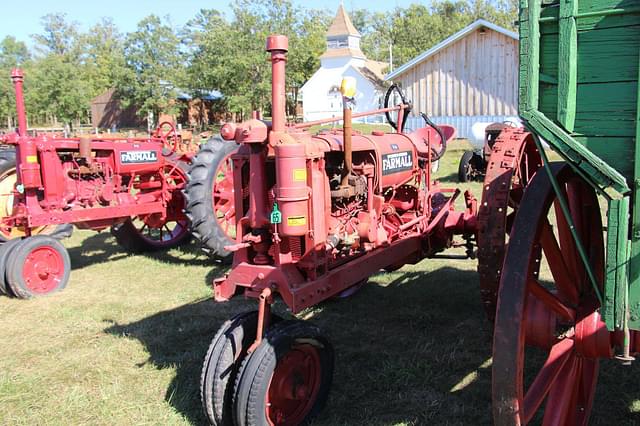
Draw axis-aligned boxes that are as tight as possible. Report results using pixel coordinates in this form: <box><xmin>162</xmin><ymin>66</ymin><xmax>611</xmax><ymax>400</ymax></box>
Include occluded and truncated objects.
<box><xmin>184</xmin><ymin>137</ymin><xmax>237</xmax><ymax>262</ymax></box>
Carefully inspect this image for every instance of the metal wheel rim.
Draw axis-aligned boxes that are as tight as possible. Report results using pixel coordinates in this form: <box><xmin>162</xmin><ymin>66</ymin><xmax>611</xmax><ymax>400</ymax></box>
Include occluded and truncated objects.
<box><xmin>492</xmin><ymin>164</ymin><xmax>607</xmax><ymax>425</ymax></box>
<box><xmin>265</xmin><ymin>343</ymin><xmax>322</xmax><ymax>426</ymax></box>
<box><xmin>133</xmin><ymin>164</ymin><xmax>190</xmax><ymax>248</ymax></box>
<box><xmin>21</xmin><ymin>245</ymin><xmax>65</xmax><ymax>294</ymax></box>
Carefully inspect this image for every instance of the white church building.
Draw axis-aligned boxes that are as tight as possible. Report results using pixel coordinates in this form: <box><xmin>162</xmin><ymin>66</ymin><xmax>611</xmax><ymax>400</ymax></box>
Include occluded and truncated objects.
<box><xmin>300</xmin><ymin>5</ymin><xmax>388</xmax><ymax>123</ymax></box>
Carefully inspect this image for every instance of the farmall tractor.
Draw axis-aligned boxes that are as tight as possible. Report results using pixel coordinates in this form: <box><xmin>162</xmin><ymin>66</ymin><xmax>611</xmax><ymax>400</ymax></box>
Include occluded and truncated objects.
<box><xmin>0</xmin><ymin>69</ymin><xmax>192</xmax><ymax>298</ymax></box>
<box><xmin>191</xmin><ymin>35</ymin><xmax>539</xmax><ymax>426</ymax></box>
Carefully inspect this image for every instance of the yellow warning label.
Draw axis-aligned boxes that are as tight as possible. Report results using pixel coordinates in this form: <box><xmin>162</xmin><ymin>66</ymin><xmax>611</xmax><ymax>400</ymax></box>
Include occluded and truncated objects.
<box><xmin>287</xmin><ymin>216</ymin><xmax>306</xmax><ymax>227</ymax></box>
<box><xmin>292</xmin><ymin>169</ymin><xmax>306</xmax><ymax>182</ymax></box>
<box><xmin>26</xmin><ymin>155</ymin><xmax>38</xmax><ymax>163</ymax></box>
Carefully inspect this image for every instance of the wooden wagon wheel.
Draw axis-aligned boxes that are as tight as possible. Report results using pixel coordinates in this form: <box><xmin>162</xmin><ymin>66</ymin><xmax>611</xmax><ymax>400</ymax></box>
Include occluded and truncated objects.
<box><xmin>477</xmin><ymin>127</ymin><xmax>541</xmax><ymax>321</ymax></box>
<box><xmin>492</xmin><ymin>163</ymin><xmax>612</xmax><ymax>425</ymax></box>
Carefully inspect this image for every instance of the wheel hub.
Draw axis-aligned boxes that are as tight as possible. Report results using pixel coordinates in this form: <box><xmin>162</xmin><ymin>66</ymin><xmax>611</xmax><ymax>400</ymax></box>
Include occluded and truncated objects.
<box><xmin>267</xmin><ymin>344</ymin><xmax>321</xmax><ymax>426</ymax></box>
<box><xmin>23</xmin><ymin>246</ymin><xmax>63</xmax><ymax>293</ymax></box>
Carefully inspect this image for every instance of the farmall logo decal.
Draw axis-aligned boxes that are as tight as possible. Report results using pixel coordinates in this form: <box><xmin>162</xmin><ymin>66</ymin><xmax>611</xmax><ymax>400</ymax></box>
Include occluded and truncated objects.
<box><xmin>120</xmin><ymin>150</ymin><xmax>158</xmax><ymax>164</ymax></box>
<box><xmin>382</xmin><ymin>151</ymin><xmax>413</xmax><ymax>175</ymax></box>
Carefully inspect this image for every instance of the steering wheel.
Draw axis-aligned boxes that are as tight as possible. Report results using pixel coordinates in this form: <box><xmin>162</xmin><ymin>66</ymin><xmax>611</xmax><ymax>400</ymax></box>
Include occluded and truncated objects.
<box><xmin>420</xmin><ymin>112</ymin><xmax>447</xmax><ymax>161</ymax></box>
<box><xmin>153</xmin><ymin>121</ymin><xmax>179</xmax><ymax>154</ymax></box>
<box><xmin>384</xmin><ymin>84</ymin><xmax>411</xmax><ymax>133</ymax></box>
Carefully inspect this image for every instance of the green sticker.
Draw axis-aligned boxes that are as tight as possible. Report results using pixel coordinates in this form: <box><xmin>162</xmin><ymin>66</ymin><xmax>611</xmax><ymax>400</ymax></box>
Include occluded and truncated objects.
<box><xmin>270</xmin><ymin>202</ymin><xmax>282</xmax><ymax>224</ymax></box>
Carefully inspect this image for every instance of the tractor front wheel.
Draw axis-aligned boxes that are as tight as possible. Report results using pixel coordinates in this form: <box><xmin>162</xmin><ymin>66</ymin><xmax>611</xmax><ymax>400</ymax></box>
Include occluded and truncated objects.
<box><xmin>200</xmin><ymin>311</ymin><xmax>283</xmax><ymax>426</ymax></box>
<box><xmin>185</xmin><ymin>137</ymin><xmax>238</xmax><ymax>262</ymax></box>
<box><xmin>5</xmin><ymin>236</ymin><xmax>71</xmax><ymax>298</ymax></box>
<box><xmin>0</xmin><ymin>238</ymin><xmax>23</xmax><ymax>295</ymax></box>
<box><xmin>233</xmin><ymin>320</ymin><xmax>333</xmax><ymax>426</ymax></box>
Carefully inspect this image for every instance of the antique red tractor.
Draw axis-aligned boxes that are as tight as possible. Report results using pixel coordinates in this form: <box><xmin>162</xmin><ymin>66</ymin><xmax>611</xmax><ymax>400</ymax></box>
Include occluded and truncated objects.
<box><xmin>0</xmin><ymin>69</ymin><xmax>192</xmax><ymax>299</ymax></box>
<box><xmin>191</xmin><ymin>35</ymin><xmax>537</xmax><ymax>426</ymax></box>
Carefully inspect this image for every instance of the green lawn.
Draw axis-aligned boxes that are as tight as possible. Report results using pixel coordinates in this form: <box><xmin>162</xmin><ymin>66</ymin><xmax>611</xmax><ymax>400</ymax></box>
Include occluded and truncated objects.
<box><xmin>0</xmin><ymin>141</ymin><xmax>638</xmax><ymax>425</ymax></box>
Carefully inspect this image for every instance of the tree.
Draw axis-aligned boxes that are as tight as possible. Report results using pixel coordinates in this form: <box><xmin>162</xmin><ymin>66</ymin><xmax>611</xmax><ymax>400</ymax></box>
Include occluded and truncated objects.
<box><xmin>0</xmin><ymin>36</ymin><xmax>31</xmax><ymax>128</ymax></box>
<box><xmin>32</xmin><ymin>13</ymin><xmax>81</xmax><ymax>57</ymax></box>
<box><xmin>81</xmin><ymin>18</ymin><xmax>128</xmax><ymax>98</ymax></box>
<box><xmin>25</xmin><ymin>54</ymin><xmax>92</xmax><ymax>126</ymax></box>
<box><xmin>185</xmin><ymin>0</ymin><xmax>330</xmax><ymax>118</ymax></box>
<box><xmin>121</xmin><ymin>15</ymin><xmax>183</xmax><ymax>124</ymax></box>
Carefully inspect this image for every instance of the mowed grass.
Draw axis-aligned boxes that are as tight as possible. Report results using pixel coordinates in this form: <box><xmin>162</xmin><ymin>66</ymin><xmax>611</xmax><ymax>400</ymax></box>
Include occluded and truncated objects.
<box><xmin>1</xmin><ymin>140</ymin><xmax>639</xmax><ymax>425</ymax></box>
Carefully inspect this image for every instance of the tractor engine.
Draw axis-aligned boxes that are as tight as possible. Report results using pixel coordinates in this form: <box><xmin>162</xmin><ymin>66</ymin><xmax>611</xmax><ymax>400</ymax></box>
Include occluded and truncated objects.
<box><xmin>214</xmin><ymin>35</ymin><xmax>476</xmax><ymax>310</ymax></box>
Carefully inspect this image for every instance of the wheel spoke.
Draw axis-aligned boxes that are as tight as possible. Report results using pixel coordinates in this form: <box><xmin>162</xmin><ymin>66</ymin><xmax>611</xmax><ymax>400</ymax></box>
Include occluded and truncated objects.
<box><xmin>541</xmin><ymin>353</ymin><xmax>580</xmax><ymax>426</ymax></box>
<box><xmin>523</xmin><ymin>337</ymin><xmax>575</xmax><ymax>422</ymax></box>
<box><xmin>540</xmin><ymin>220</ymin><xmax>579</xmax><ymax>305</ymax></box>
<box><xmin>553</xmin><ymin>198</ymin><xmax>582</xmax><ymax>292</ymax></box>
<box><xmin>576</xmin><ymin>358</ymin><xmax>599</xmax><ymax>426</ymax></box>
<box><xmin>527</xmin><ymin>278</ymin><xmax>576</xmax><ymax>322</ymax></box>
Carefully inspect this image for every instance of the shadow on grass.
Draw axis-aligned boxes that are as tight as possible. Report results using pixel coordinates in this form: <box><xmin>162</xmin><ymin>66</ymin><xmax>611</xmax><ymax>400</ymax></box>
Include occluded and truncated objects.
<box><xmin>103</xmin><ymin>263</ymin><xmax>640</xmax><ymax>425</ymax></box>
<box><xmin>67</xmin><ymin>232</ymin><xmax>217</xmax><ymax>270</ymax></box>
<box><xmin>104</xmin><ymin>265</ymin><xmax>493</xmax><ymax>425</ymax></box>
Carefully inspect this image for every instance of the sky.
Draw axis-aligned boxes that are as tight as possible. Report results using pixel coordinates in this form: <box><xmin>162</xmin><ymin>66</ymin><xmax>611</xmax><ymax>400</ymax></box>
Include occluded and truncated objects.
<box><xmin>1</xmin><ymin>0</ymin><xmax>419</xmax><ymax>44</ymax></box>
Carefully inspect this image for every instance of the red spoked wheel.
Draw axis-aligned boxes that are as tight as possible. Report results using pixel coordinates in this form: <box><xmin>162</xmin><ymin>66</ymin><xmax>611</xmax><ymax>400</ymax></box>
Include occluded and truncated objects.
<box><xmin>5</xmin><ymin>236</ymin><xmax>71</xmax><ymax>298</ymax></box>
<box><xmin>111</xmin><ymin>159</ymin><xmax>191</xmax><ymax>252</ymax></box>
<box><xmin>233</xmin><ymin>320</ymin><xmax>333</xmax><ymax>426</ymax></box>
<box><xmin>153</xmin><ymin>121</ymin><xmax>179</xmax><ymax>154</ymax></box>
<box><xmin>213</xmin><ymin>151</ymin><xmax>236</xmax><ymax>239</ymax></box>
<box><xmin>477</xmin><ymin>127</ymin><xmax>542</xmax><ymax>322</ymax></box>
<box><xmin>493</xmin><ymin>163</ymin><xmax>611</xmax><ymax>425</ymax></box>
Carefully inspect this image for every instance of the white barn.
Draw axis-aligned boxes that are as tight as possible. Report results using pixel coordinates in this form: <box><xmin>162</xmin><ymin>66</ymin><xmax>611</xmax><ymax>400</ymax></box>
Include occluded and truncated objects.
<box><xmin>301</xmin><ymin>6</ymin><xmax>388</xmax><ymax>123</ymax></box>
<box><xmin>385</xmin><ymin>20</ymin><xmax>519</xmax><ymax>139</ymax></box>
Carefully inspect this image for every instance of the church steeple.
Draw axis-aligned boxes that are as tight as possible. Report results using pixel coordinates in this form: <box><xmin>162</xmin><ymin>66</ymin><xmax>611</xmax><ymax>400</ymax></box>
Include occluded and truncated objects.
<box><xmin>321</xmin><ymin>5</ymin><xmax>365</xmax><ymax>60</ymax></box>
<box><xmin>326</xmin><ymin>4</ymin><xmax>360</xmax><ymax>38</ymax></box>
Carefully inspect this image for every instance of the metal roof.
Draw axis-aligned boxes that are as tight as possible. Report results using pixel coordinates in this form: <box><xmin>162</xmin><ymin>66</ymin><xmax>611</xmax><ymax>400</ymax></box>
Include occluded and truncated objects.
<box><xmin>385</xmin><ymin>19</ymin><xmax>518</xmax><ymax>80</ymax></box>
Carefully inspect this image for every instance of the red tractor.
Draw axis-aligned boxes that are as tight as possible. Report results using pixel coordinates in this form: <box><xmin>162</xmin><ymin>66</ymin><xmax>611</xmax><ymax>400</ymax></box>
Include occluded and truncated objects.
<box><xmin>191</xmin><ymin>35</ymin><xmax>538</xmax><ymax>426</ymax></box>
<box><xmin>0</xmin><ymin>69</ymin><xmax>192</xmax><ymax>299</ymax></box>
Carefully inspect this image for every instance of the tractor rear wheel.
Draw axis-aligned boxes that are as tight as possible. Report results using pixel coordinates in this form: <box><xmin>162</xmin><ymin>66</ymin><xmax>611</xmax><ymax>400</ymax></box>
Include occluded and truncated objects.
<box><xmin>233</xmin><ymin>320</ymin><xmax>333</xmax><ymax>426</ymax></box>
<box><xmin>185</xmin><ymin>137</ymin><xmax>238</xmax><ymax>262</ymax></box>
<box><xmin>0</xmin><ymin>238</ymin><xmax>22</xmax><ymax>296</ymax></box>
<box><xmin>200</xmin><ymin>311</ymin><xmax>283</xmax><ymax>426</ymax></box>
<box><xmin>5</xmin><ymin>235</ymin><xmax>71</xmax><ymax>298</ymax></box>
<box><xmin>457</xmin><ymin>150</ymin><xmax>475</xmax><ymax>182</ymax></box>
<box><xmin>492</xmin><ymin>163</ymin><xmax>607</xmax><ymax>425</ymax></box>
<box><xmin>0</xmin><ymin>148</ymin><xmax>72</xmax><ymax>242</ymax></box>
<box><xmin>477</xmin><ymin>128</ymin><xmax>541</xmax><ymax>322</ymax></box>
<box><xmin>111</xmin><ymin>155</ymin><xmax>191</xmax><ymax>253</ymax></box>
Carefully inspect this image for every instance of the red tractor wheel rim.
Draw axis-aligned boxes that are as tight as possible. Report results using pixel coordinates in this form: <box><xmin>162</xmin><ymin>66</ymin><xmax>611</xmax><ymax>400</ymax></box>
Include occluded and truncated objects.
<box><xmin>266</xmin><ymin>344</ymin><xmax>322</xmax><ymax>426</ymax></box>
<box><xmin>21</xmin><ymin>246</ymin><xmax>65</xmax><ymax>294</ymax></box>
<box><xmin>493</xmin><ymin>165</ymin><xmax>608</xmax><ymax>426</ymax></box>
<box><xmin>134</xmin><ymin>163</ymin><xmax>190</xmax><ymax>248</ymax></box>
<box><xmin>213</xmin><ymin>152</ymin><xmax>236</xmax><ymax>238</ymax></box>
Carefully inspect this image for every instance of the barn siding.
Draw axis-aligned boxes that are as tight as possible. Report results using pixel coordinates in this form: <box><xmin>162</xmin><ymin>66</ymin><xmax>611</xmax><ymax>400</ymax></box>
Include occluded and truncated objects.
<box><xmin>394</xmin><ymin>28</ymin><xmax>518</xmax><ymax>118</ymax></box>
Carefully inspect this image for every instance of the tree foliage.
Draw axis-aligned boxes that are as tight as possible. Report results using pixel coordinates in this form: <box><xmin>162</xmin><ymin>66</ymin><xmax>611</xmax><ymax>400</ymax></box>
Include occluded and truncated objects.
<box><xmin>1</xmin><ymin>1</ymin><xmax>518</xmax><ymax>128</ymax></box>
<box><xmin>186</xmin><ymin>0</ymin><xmax>330</xmax><ymax>117</ymax></box>
<box><xmin>121</xmin><ymin>15</ymin><xmax>184</xmax><ymax>121</ymax></box>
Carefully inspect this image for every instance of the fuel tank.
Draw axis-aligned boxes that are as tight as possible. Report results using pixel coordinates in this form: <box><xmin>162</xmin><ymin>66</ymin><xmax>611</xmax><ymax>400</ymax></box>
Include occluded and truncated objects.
<box><xmin>312</xmin><ymin>130</ymin><xmax>418</xmax><ymax>188</ymax></box>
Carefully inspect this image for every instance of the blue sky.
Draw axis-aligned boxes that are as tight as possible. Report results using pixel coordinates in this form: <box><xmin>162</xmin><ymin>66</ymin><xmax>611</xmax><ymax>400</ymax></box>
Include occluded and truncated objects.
<box><xmin>2</xmin><ymin>0</ymin><xmax>419</xmax><ymax>44</ymax></box>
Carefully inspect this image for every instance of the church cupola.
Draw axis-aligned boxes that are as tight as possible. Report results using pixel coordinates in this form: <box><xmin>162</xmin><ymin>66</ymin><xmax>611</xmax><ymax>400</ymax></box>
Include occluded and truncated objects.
<box><xmin>321</xmin><ymin>5</ymin><xmax>365</xmax><ymax>61</ymax></box>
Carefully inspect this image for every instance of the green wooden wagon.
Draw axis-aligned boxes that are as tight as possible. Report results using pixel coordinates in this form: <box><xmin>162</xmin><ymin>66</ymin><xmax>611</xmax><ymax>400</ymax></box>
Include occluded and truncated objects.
<box><xmin>490</xmin><ymin>0</ymin><xmax>640</xmax><ymax>424</ymax></box>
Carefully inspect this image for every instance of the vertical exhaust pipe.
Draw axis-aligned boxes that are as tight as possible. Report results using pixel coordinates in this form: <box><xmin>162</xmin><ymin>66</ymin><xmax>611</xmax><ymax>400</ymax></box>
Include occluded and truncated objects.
<box><xmin>340</xmin><ymin>77</ymin><xmax>356</xmax><ymax>186</ymax></box>
<box><xmin>11</xmin><ymin>69</ymin><xmax>27</xmax><ymax>136</ymax></box>
<box><xmin>266</xmin><ymin>35</ymin><xmax>288</xmax><ymax>132</ymax></box>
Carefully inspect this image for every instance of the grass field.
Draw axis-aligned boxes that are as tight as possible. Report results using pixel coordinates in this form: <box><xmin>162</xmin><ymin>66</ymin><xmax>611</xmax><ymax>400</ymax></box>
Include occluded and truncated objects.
<box><xmin>1</xmin><ymin>140</ymin><xmax>639</xmax><ymax>425</ymax></box>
